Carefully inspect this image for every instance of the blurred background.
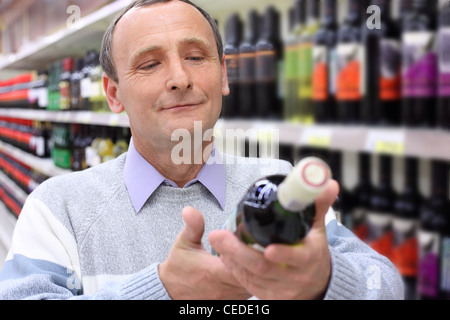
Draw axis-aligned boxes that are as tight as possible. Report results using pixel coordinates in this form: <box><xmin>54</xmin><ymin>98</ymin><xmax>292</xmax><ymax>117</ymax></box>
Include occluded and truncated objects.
<box><xmin>0</xmin><ymin>0</ymin><xmax>449</xmax><ymax>300</ymax></box>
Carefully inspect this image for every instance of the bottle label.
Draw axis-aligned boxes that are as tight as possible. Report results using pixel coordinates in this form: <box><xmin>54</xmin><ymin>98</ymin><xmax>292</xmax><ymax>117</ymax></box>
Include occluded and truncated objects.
<box><xmin>402</xmin><ymin>32</ymin><xmax>437</xmax><ymax>98</ymax></box>
<box><xmin>336</xmin><ymin>43</ymin><xmax>362</xmax><ymax>101</ymax></box>
<box><xmin>256</xmin><ymin>50</ymin><xmax>276</xmax><ymax>83</ymax></box>
<box><xmin>392</xmin><ymin>217</ymin><xmax>418</xmax><ymax>277</ymax></box>
<box><xmin>239</xmin><ymin>52</ymin><xmax>256</xmax><ymax>84</ymax></box>
<box><xmin>298</xmin><ymin>43</ymin><xmax>313</xmax><ymax>99</ymax></box>
<box><xmin>225</xmin><ymin>53</ymin><xmax>239</xmax><ymax>84</ymax></box>
<box><xmin>312</xmin><ymin>45</ymin><xmax>328</xmax><ymax>101</ymax></box>
<box><xmin>418</xmin><ymin>230</ymin><xmax>440</xmax><ymax>298</ymax></box>
<box><xmin>380</xmin><ymin>39</ymin><xmax>401</xmax><ymax>100</ymax></box>
<box><xmin>438</xmin><ymin>28</ymin><xmax>450</xmax><ymax>96</ymax></box>
<box><xmin>441</xmin><ymin>237</ymin><xmax>450</xmax><ymax>293</ymax></box>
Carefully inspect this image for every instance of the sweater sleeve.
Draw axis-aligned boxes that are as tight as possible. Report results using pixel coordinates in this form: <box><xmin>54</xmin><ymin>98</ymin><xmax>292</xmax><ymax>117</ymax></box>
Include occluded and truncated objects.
<box><xmin>0</xmin><ymin>197</ymin><xmax>170</xmax><ymax>300</ymax></box>
<box><xmin>323</xmin><ymin>215</ymin><xmax>405</xmax><ymax>300</ymax></box>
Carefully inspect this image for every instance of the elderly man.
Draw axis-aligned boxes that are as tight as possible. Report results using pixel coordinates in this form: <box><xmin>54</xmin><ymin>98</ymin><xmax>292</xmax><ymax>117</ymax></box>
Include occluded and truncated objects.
<box><xmin>0</xmin><ymin>0</ymin><xmax>403</xmax><ymax>300</ymax></box>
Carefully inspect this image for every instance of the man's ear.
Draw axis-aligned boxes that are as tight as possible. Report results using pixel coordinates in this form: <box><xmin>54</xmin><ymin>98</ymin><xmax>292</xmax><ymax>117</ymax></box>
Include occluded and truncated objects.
<box><xmin>221</xmin><ymin>56</ymin><xmax>230</xmax><ymax>96</ymax></box>
<box><xmin>103</xmin><ymin>73</ymin><xmax>124</xmax><ymax>113</ymax></box>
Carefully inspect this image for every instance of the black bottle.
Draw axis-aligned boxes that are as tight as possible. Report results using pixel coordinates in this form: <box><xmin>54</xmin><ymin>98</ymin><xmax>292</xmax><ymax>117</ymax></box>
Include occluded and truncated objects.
<box><xmin>402</xmin><ymin>0</ymin><xmax>438</xmax><ymax>127</ymax></box>
<box><xmin>238</xmin><ymin>10</ymin><xmax>260</xmax><ymax>119</ymax></box>
<box><xmin>437</xmin><ymin>1</ymin><xmax>450</xmax><ymax>129</ymax></box>
<box><xmin>418</xmin><ymin>160</ymin><xmax>450</xmax><ymax>299</ymax></box>
<box><xmin>222</xmin><ymin>13</ymin><xmax>243</xmax><ymax>119</ymax></box>
<box><xmin>336</xmin><ymin>0</ymin><xmax>366</xmax><ymax>124</ymax></box>
<box><xmin>221</xmin><ymin>157</ymin><xmax>331</xmax><ymax>250</ymax></box>
<box><xmin>367</xmin><ymin>155</ymin><xmax>395</xmax><ymax>259</ymax></box>
<box><xmin>392</xmin><ymin>157</ymin><xmax>422</xmax><ymax>300</ymax></box>
<box><xmin>361</xmin><ymin>0</ymin><xmax>401</xmax><ymax>126</ymax></box>
<box><xmin>70</xmin><ymin>58</ymin><xmax>84</xmax><ymax>110</ymax></box>
<box><xmin>312</xmin><ymin>0</ymin><xmax>338</xmax><ymax>124</ymax></box>
<box><xmin>255</xmin><ymin>6</ymin><xmax>283</xmax><ymax>119</ymax></box>
<box><xmin>351</xmin><ymin>152</ymin><xmax>373</xmax><ymax>242</ymax></box>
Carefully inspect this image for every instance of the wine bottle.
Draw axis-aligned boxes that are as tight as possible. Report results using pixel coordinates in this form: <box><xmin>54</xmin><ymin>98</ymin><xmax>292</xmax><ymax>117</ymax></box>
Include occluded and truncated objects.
<box><xmin>351</xmin><ymin>152</ymin><xmax>373</xmax><ymax>242</ymax></box>
<box><xmin>255</xmin><ymin>6</ymin><xmax>283</xmax><ymax>119</ymax></box>
<box><xmin>418</xmin><ymin>160</ymin><xmax>450</xmax><ymax>299</ymax></box>
<box><xmin>238</xmin><ymin>10</ymin><xmax>259</xmax><ymax>119</ymax></box>
<box><xmin>312</xmin><ymin>0</ymin><xmax>338</xmax><ymax>124</ymax></box>
<box><xmin>222</xmin><ymin>157</ymin><xmax>331</xmax><ymax>251</ymax></box>
<box><xmin>223</xmin><ymin>13</ymin><xmax>243</xmax><ymax>119</ymax></box>
<box><xmin>402</xmin><ymin>0</ymin><xmax>438</xmax><ymax>127</ymax></box>
<box><xmin>297</xmin><ymin>0</ymin><xmax>320</xmax><ymax>125</ymax></box>
<box><xmin>59</xmin><ymin>57</ymin><xmax>74</xmax><ymax>111</ymax></box>
<box><xmin>284</xmin><ymin>0</ymin><xmax>306</xmax><ymax>122</ymax></box>
<box><xmin>361</xmin><ymin>0</ymin><xmax>401</xmax><ymax>126</ymax></box>
<box><xmin>70</xmin><ymin>58</ymin><xmax>84</xmax><ymax>110</ymax></box>
<box><xmin>367</xmin><ymin>154</ymin><xmax>395</xmax><ymax>260</ymax></box>
<box><xmin>336</xmin><ymin>0</ymin><xmax>365</xmax><ymax>123</ymax></box>
<box><xmin>437</xmin><ymin>0</ymin><xmax>450</xmax><ymax>129</ymax></box>
<box><xmin>392</xmin><ymin>157</ymin><xmax>422</xmax><ymax>300</ymax></box>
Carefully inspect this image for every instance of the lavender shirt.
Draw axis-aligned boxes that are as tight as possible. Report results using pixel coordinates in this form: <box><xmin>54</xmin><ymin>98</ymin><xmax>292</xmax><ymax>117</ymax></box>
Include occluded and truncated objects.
<box><xmin>123</xmin><ymin>138</ymin><xmax>226</xmax><ymax>213</ymax></box>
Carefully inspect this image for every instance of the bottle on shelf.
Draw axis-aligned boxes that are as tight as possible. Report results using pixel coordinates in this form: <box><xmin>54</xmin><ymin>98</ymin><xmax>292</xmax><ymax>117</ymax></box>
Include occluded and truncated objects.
<box><xmin>51</xmin><ymin>123</ymin><xmax>72</xmax><ymax>169</ymax></box>
<box><xmin>70</xmin><ymin>58</ymin><xmax>84</xmax><ymax>111</ymax></box>
<box><xmin>335</xmin><ymin>0</ymin><xmax>366</xmax><ymax>124</ymax></box>
<box><xmin>402</xmin><ymin>0</ymin><xmax>438</xmax><ymax>127</ymax></box>
<box><xmin>47</xmin><ymin>60</ymin><xmax>62</xmax><ymax>111</ymax></box>
<box><xmin>222</xmin><ymin>13</ymin><xmax>243</xmax><ymax>119</ymax></box>
<box><xmin>28</xmin><ymin>70</ymin><xmax>48</xmax><ymax>109</ymax></box>
<box><xmin>417</xmin><ymin>160</ymin><xmax>450</xmax><ymax>300</ymax></box>
<box><xmin>89</xmin><ymin>52</ymin><xmax>109</xmax><ymax>112</ymax></box>
<box><xmin>220</xmin><ymin>156</ymin><xmax>331</xmax><ymax>251</ymax></box>
<box><xmin>255</xmin><ymin>6</ymin><xmax>283</xmax><ymax>119</ymax></box>
<box><xmin>392</xmin><ymin>157</ymin><xmax>422</xmax><ymax>300</ymax></box>
<box><xmin>113</xmin><ymin>127</ymin><xmax>130</xmax><ymax>159</ymax></box>
<box><xmin>297</xmin><ymin>0</ymin><xmax>320</xmax><ymax>125</ymax></box>
<box><xmin>59</xmin><ymin>57</ymin><xmax>74</xmax><ymax>111</ymax></box>
<box><xmin>81</xmin><ymin>50</ymin><xmax>95</xmax><ymax>111</ymax></box>
<box><xmin>238</xmin><ymin>10</ymin><xmax>259</xmax><ymax>119</ymax></box>
<box><xmin>437</xmin><ymin>0</ymin><xmax>450</xmax><ymax>129</ymax></box>
<box><xmin>71</xmin><ymin>124</ymin><xmax>88</xmax><ymax>171</ymax></box>
<box><xmin>312</xmin><ymin>0</ymin><xmax>338</xmax><ymax>124</ymax></box>
<box><xmin>98</xmin><ymin>126</ymin><xmax>115</xmax><ymax>163</ymax></box>
<box><xmin>350</xmin><ymin>152</ymin><xmax>373</xmax><ymax>241</ymax></box>
<box><xmin>361</xmin><ymin>0</ymin><xmax>401</xmax><ymax>126</ymax></box>
<box><xmin>366</xmin><ymin>154</ymin><xmax>395</xmax><ymax>260</ymax></box>
<box><xmin>284</xmin><ymin>0</ymin><xmax>306</xmax><ymax>122</ymax></box>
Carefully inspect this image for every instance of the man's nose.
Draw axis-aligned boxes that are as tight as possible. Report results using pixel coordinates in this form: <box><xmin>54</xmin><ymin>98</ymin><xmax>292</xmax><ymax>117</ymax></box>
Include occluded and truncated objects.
<box><xmin>166</xmin><ymin>59</ymin><xmax>192</xmax><ymax>92</ymax></box>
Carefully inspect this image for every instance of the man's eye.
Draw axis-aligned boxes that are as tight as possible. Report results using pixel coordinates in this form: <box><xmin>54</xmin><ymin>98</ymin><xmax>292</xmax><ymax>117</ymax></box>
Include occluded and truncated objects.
<box><xmin>187</xmin><ymin>56</ymin><xmax>204</xmax><ymax>62</ymax></box>
<box><xmin>141</xmin><ymin>62</ymin><xmax>159</xmax><ymax>70</ymax></box>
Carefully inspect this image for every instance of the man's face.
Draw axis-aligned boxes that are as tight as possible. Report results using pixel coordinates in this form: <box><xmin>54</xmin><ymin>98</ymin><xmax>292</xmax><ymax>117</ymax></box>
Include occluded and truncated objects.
<box><xmin>107</xmin><ymin>1</ymin><xmax>229</xmax><ymax>151</ymax></box>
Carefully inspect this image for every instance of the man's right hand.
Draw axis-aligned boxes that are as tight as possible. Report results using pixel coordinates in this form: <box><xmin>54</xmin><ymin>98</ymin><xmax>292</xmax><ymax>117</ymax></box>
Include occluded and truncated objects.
<box><xmin>158</xmin><ymin>206</ymin><xmax>250</xmax><ymax>300</ymax></box>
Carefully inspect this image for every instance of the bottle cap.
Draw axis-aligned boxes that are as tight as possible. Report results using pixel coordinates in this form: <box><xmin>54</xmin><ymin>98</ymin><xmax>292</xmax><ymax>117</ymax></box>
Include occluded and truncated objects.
<box><xmin>277</xmin><ymin>157</ymin><xmax>331</xmax><ymax>211</ymax></box>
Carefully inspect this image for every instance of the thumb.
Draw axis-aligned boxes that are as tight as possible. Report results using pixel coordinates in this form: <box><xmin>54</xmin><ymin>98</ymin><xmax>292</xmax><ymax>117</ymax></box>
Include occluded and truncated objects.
<box><xmin>179</xmin><ymin>206</ymin><xmax>205</xmax><ymax>248</ymax></box>
<box><xmin>312</xmin><ymin>179</ymin><xmax>340</xmax><ymax>230</ymax></box>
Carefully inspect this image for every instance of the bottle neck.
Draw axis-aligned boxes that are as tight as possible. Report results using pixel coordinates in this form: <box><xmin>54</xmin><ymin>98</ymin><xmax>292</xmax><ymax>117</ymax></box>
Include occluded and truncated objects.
<box><xmin>307</xmin><ymin>0</ymin><xmax>320</xmax><ymax>23</ymax></box>
<box><xmin>321</xmin><ymin>0</ymin><xmax>337</xmax><ymax>26</ymax></box>
<box><xmin>378</xmin><ymin>156</ymin><xmax>392</xmax><ymax>188</ymax></box>
<box><xmin>431</xmin><ymin>160</ymin><xmax>449</xmax><ymax>198</ymax></box>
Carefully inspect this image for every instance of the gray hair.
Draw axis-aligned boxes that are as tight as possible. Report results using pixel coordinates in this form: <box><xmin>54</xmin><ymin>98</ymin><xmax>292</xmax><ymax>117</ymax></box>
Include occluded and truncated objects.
<box><xmin>100</xmin><ymin>0</ymin><xmax>223</xmax><ymax>83</ymax></box>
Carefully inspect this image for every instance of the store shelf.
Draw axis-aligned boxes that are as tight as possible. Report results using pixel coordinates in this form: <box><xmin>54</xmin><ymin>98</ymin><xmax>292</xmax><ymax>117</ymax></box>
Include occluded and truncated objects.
<box><xmin>0</xmin><ymin>109</ymin><xmax>129</xmax><ymax>127</ymax></box>
<box><xmin>0</xmin><ymin>170</ymin><xmax>28</xmax><ymax>205</ymax></box>
<box><xmin>0</xmin><ymin>0</ymin><xmax>132</xmax><ymax>71</ymax></box>
<box><xmin>0</xmin><ymin>140</ymin><xmax>71</xmax><ymax>177</ymax></box>
<box><xmin>215</xmin><ymin>119</ymin><xmax>450</xmax><ymax>160</ymax></box>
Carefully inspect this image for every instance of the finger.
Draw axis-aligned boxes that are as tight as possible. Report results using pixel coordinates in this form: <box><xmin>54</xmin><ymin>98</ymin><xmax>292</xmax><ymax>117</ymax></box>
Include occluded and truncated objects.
<box><xmin>179</xmin><ymin>206</ymin><xmax>205</xmax><ymax>248</ymax></box>
<box><xmin>312</xmin><ymin>179</ymin><xmax>339</xmax><ymax>230</ymax></box>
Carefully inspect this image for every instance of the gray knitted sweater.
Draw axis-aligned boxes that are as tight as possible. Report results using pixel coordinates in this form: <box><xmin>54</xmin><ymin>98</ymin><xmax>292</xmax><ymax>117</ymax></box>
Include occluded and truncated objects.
<box><xmin>0</xmin><ymin>152</ymin><xmax>404</xmax><ymax>299</ymax></box>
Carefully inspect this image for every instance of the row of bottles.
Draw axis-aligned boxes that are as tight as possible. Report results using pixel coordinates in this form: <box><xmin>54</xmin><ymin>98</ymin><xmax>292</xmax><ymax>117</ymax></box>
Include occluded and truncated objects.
<box><xmin>51</xmin><ymin>124</ymin><xmax>130</xmax><ymax>170</ymax></box>
<box><xmin>222</xmin><ymin>0</ymin><xmax>450</xmax><ymax>129</ymax></box>
<box><xmin>48</xmin><ymin>49</ymin><xmax>109</xmax><ymax>112</ymax></box>
<box><xmin>0</xmin><ymin>49</ymin><xmax>109</xmax><ymax>112</ymax></box>
<box><xmin>297</xmin><ymin>148</ymin><xmax>450</xmax><ymax>300</ymax></box>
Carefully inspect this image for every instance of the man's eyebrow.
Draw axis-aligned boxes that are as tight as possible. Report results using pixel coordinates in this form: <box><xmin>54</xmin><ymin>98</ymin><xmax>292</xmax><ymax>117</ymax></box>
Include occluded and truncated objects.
<box><xmin>180</xmin><ymin>37</ymin><xmax>213</xmax><ymax>51</ymax></box>
<box><xmin>130</xmin><ymin>45</ymin><xmax>161</xmax><ymax>65</ymax></box>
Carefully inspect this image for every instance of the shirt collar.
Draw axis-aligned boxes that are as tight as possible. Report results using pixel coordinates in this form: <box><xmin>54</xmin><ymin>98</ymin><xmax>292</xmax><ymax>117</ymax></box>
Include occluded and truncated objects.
<box><xmin>124</xmin><ymin>138</ymin><xmax>226</xmax><ymax>213</ymax></box>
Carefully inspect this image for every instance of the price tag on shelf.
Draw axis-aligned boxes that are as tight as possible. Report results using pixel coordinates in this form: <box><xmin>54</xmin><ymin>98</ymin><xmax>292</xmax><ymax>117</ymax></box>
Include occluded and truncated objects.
<box><xmin>300</xmin><ymin>127</ymin><xmax>332</xmax><ymax>148</ymax></box>
<box><xmin>365</xmin><ymin>130</ymin><xmax>405</xmax><ymax>156</ymax></box>
<box><xmin>109</xmin><ymin>114</ymin><xmax>120</xmax><ymax>127</ymax></box>
<box><xmin>76</xmin><ymin>112</ymin><xmax>92</xmax><ymax>124</ymax></box>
